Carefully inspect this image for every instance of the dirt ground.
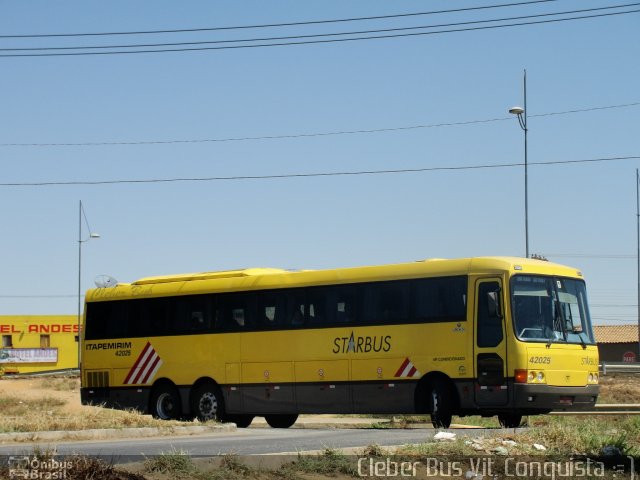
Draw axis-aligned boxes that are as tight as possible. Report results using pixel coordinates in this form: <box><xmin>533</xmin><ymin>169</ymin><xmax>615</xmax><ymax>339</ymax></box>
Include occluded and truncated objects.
<box><xmin>0</xmin><ymin>375</ymin><xmax>84</xmax><ymax>412</ymax></box>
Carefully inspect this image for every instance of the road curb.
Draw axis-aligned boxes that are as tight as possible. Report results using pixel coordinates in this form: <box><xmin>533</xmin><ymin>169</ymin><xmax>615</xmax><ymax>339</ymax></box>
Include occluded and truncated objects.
<box><xmin>0</xmin><ymin>424</ymin><xmax>236</xmax><ymax>444</ymax></box>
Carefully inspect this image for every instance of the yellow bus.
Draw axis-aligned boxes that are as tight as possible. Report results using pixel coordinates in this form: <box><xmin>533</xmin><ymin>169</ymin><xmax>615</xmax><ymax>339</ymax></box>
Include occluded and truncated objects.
<box><xmin>81</xmin><ymin>257</ymin><xmax>599</xmax><ymax>429</ymax></box>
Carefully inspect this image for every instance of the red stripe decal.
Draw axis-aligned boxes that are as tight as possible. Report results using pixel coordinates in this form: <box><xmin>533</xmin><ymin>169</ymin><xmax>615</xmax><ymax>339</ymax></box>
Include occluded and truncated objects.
<box><xmin>131</xmin><ymin>350</ymin><xmax>155</xmax><ymax>385</ymax></box>
<box><xmin>124</xmin><ymin>342</ymin><xmax>152</xmax><ymax>384</ymax></box>
<box><xmin>407</xmin><ymin>366</ymin><xmax>417</xmax><ymax>377</ymax></box>
<box><xmin>139</xmin><ymin>354</ymin><xmax>161</xmax><ymax>384</ymax></box>
<box><xmin>394</xmin><ymin>358</ymin><xmax>410</xmax><ymax>377</ymax></box>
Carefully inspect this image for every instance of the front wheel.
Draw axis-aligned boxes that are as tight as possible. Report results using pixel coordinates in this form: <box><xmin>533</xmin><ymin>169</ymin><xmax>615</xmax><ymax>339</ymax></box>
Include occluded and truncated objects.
<box><xmin>191</xmin><ymin>383</ymin><xmax>225</xmax><ymax>422</ymax></box>
<box><xmin>264</xmin><ymin>414</ymin><xmax>298</xmax><ymax>428</ymax></box>
<box><xmin>498</xmin><ymin>413</ymin><xmax>523</xmax><ymax>428</ymax></box>
<box><xmin>150</xmin><ymin>384</ymin><xmax>182</xmax><ymax>420</ymax></box>
<box><xmin>429</xmin><ymin>379</ymin><xmax>453</xmax><ymax>429</ymax></box>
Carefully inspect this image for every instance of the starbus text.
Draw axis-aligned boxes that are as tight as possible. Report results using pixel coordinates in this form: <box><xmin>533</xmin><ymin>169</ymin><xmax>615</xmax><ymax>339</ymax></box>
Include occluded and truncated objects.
<box><xmin>332</xmin><ymin>333</ymin><xmax>391</xmax><ymax>354</ymax></box>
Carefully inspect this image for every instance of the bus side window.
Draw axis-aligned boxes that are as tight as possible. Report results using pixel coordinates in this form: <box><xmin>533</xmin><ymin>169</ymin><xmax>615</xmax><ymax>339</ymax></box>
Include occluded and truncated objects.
<box><xmin>232</xmin><ymin>308</ymin><xmax>245</xmax><ymax>327</ymax></box>
<box><xmin>110</xmin><ymin>301</ymin><xmax>131</xmax><ymax>338</ymax></box>
<box><xmin>256</xmin><ymin>294</ymin><xmax>285</xmax><ymax>328</ymax></box>
<box><xmin>333</xmin><ymin>286</ymin><xmax>357</xmax><ymax>324</ymax></box>
<box><xmin>189</xmin><ymin>296</ymin><xmax>212</xmax><ymax>333</ymax></box>
<box><xmin>366</xmin><ymin>282</ymin><xmax>409</xmax><ymax>324</ymax></box>
<box><xmin>172</xmin><ymin>295</ymin><xmax>212</xmax><ymax>334</ymax></box>
<box><xmin>147</xmin><ymin>298</ymin><xmax>171</xmax><ymax>336</ymax></box>
<box><xmin>477</xmin><ymin>282</ymin><xmax>504</xmax><ymax>348</ymax></box>
<box><xmin>336</xmin><ymin>301</ymin><xmax>349</xmax><ymax>323</ymax></box>
<box><xmin>286</xmin><ymin>291</ymin><xmax>306</xmax><ymax>327</ymax></box>
<box><xmin>85</xmin><ymin>302</ymin><xmax>109</xmax><ymax>340</ymax></box>
<box><xmin>129</xmin><ymin>299</ymin><xmax>149</xmax><ymax>337</ymax></box>
<box><xmin>413</xmin><ymin>276</ymin><xmax>467</xmax><ymax>323</ymax></box>
<box><xmin>307</xmin><ymin>289</ymin><xmax>327</xmax><ymax>325</ymax></box>
<box><xmin>215</xmin><ymin>294</ymin><xmax>253</xmax><ymax>331</ymax></box>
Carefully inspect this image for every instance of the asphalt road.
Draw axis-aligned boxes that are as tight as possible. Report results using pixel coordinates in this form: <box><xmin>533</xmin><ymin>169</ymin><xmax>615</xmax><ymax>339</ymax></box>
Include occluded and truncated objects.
<box><xmin>0</xmin><ymin>427</ymin><xmax>521</xmax><ymax>461</ymax></box>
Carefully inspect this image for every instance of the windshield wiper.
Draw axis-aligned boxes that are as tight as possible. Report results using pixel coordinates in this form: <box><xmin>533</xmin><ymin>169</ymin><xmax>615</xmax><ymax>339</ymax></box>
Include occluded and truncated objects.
<box><xmin>546</xmin><ymin>330</ymin><xmax>554</xmax><ymax>348</ymax></box>
<box><xmin>576</xmin><ymin>330</ymin><xmax>588</xmax><ymax>349</ymax></box>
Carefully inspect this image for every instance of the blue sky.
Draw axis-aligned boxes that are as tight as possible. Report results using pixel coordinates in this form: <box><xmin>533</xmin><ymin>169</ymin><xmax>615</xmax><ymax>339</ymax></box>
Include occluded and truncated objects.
<box><xmin>0</xmin><ymin>1</ymin><xmax>638</xmax><ymax>326</ymax></box>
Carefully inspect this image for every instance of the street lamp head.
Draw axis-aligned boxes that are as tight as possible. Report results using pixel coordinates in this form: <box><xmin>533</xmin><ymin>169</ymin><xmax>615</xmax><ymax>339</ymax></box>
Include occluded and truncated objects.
<box><xmin>90</xmin><ymin>233</ymin><xmax>101</xmax><ymax>239</ymax></box>
<box><xmin>509</xmin><ymin>106</ymin><xmax>524</xmax><ymax>115</ymax></box>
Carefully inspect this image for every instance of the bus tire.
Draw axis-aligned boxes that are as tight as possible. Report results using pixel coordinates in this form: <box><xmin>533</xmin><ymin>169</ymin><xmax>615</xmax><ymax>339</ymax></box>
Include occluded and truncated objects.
<box><xmin>264</xmin><ymin>414</ymin><xmax>298</xmax><ymax>428</ymax></box>
<box><xmin>150</xmin><ymin>384</ymin><xmax>182</xmax><ymax>420</ymax></box>
<box><xmin>498</xmin><ymin>413</ymin><xmax>523</xmax><ymax>428</ymax></box>
<box><xmin>429</xmin><ymin>379</ymin><xmax>453</xmax><ymax>429</ymax></box>
<box><xmin>191</xmin><ymin>383</ymin><xmax>225</xmax><ymax>422</ymax></box>
<box><xmin>227</xmin><ymin>414</ymin><xmax>254</xmax><ymax>428</ymax></box>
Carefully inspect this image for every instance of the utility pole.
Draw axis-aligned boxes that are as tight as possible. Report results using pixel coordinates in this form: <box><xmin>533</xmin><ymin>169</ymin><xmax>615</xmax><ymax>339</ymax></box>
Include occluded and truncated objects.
<box><xmin>636</xmin><ymin>169</ymin><xmax>640</xmax><ymax>358</ymax></box>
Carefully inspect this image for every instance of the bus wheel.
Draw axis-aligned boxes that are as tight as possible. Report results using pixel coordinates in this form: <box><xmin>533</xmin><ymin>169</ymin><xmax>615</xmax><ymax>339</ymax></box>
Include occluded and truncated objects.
<box><xmin>227</xmin><ymin>414</ymin><xmax>254</xmax><ymax>428</ymax></box>
<box><xmin>150</xmin><ymin>384</ymin><xmax>182</xmax><ymax>420</ymax></box>
<box><xmin>191</xmin><ymin>383</ymin><xmax>225</xmax><ymax>422</ymax></box>
<box><xmin>264</xmin><ymin>414</ymin><xmax>298</xmax><ymax>428</ymax></box>
<box><xmin>429</xmin><ymin>379</ymin><xmax>453</xmax><ymax>429</ymax></box>
<box><xmin>498</xmin><ymin>413</ymin><xmax>523</xmax><ymax>428</ymax></box>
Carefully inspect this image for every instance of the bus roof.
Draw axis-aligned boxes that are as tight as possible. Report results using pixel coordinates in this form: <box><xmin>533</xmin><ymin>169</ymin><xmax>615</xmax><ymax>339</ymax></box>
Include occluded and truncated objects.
<box><xmin>85</xmin><ymin>256</ymin><xmax>583</xmax><ymax>302</ymax></box>
<box><xmin>132</xmin><ymin>268</ymin><xmax>289</xmax><ymax>285</ymax></box>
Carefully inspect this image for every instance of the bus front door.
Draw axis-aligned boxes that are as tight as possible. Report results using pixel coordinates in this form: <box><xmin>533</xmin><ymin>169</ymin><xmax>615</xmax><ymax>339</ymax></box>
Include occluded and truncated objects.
<box><xmin>474</xmin><ymin>279</ymin><xmax>508</xmax><ymax>406</ymax></box>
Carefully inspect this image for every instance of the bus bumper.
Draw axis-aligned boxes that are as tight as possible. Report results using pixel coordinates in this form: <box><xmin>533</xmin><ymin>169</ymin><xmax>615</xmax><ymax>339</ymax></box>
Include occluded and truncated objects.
<box><xmin>512</xmin><ymin>383</ymin><xmax>599</xmax><ymax>411</ymax></box>
<box><xmin>81</xmin><ymin>387</ymin><xmax>151</xmax><ymax>413</ymax></box>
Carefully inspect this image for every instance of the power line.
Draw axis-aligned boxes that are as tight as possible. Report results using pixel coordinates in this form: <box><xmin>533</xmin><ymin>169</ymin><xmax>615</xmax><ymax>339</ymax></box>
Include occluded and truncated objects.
<box><xmin>2</xmin><ymin>9</ymin><xmax>638</xmax><ymax>58</ymax></box>
<box><xmin>0</xmin><ymin>0</ymin><xmax>562</xmax><ymax>39</ymax></box>
<box><xmin>3</xmin><ymin>3</ymin><xmax>634</xmax><ymax>53</ymax></box>
<box><xmin>0</xmin><ymin>295</ymin><xmax>78</xmax><ymax>299</ymax></box>
<box><xmin>1</xmin><ymin>155</ymin><xmax>638</xmax><ymax>188</ymax></box>
<box><xmin>2</xmin><ymin>101</ymin><xmax>638</xmax><ymax>148</ymax></box>
<box><xmin>1</xmin><ymin>117</ymin><xmax>511</xmax><ymax>147</ymax></box>
<box><xmin>543</xmin><ymin>253</ymin><xmax>636</xmax><ymax>259</ymax></box>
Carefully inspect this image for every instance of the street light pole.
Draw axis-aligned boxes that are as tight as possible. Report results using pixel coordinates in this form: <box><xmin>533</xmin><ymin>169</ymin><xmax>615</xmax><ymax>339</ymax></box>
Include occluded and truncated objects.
<box><xmin>637</xmin><ymin>169</ymin><xmax>640</xmax><ymax>359</ymax></box>
<box><xmin>77</xmin><ymin>200</ymin><xmax>100</xmax><ymax>369</ymax></box>
<box><xmin>509</xmin><ymin>69</ymin><xmax>529</xmax><ymax>258</ymax></box>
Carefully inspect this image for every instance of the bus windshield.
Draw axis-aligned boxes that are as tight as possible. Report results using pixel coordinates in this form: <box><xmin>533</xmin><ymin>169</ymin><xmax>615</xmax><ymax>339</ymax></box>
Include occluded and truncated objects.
<box><xmin>511</xmin><ymin>275</ymin><xmax>595</xmax><ymax>345</ymax></box>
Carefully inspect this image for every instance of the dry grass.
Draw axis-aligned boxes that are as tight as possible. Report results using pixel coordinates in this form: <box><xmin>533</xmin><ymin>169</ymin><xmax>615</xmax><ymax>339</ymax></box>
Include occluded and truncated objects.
<box><xmin>0</xmin><ymin>451</ymin><xmax>146</xmax><ymax>480</ymax></box>
<box><xmin>598</xmin><ymin>373</ymin><xmax>640</xmax><ymax>403</ymax></box>
<box><xmin>41</xmin><ymin>376</ymin><xmax>80</xmax><ymax>392</ymax></box>
<box><xmin>0</xmin><ymin>376</ymin><xmax>189</xmax><ymax>434</ymax></box>
<box><xmin>0</xmin><ymin>397</ymin><xmax>184</xmax><ymax>433</ymax></box>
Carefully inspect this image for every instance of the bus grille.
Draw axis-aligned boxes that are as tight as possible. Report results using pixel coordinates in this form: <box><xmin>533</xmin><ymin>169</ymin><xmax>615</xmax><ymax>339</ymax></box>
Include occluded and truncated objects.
<box><xmin>86</xmin><ymin>371</ymin><xmax>109</xmax><ymax>388</ymax></box>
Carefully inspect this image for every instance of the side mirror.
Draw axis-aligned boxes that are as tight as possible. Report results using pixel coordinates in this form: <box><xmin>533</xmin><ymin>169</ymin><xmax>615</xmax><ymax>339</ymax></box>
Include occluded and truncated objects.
<box><xmin>487</xmin><ymin>291</ymin><xmax>502</xmax><ymax>319</ymax></box>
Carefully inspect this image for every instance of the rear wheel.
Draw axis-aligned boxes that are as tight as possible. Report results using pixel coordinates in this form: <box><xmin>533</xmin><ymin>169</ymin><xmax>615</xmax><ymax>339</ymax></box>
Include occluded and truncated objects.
<box><xmin>498</xmin><ymin>413</ymin><xmax>523</xmax><ymax>428</ymax></box>
<box><xmin>264</xmin><ymin>414</ymin><xmax>298</xmax><ymax>428</ymax></box>
<box><xmin>150</xmin><ymin>384</ymin><xmax>182</xmax><ymax>420</ymax></box>
<box><xmin>191</xmin><ymin>383</ymin><xmax>225</xmax><ymax>422</ymax></box>
<box><xmin>226</xmin><ymin>414</ymin><xmax>254</xmax><ymax>428</ymax></box>
<box><xmin>429</xmin><ymin>379</ymin><xmax>453</xmax><ymax>429</ymax></box>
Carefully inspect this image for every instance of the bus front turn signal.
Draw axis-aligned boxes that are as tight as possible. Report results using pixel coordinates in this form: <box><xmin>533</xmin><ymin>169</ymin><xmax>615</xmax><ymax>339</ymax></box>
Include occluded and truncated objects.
<box><xmin>515</xmin><ymin>369</ymin><xmax>528</xmax><ymax>383</ymax></box>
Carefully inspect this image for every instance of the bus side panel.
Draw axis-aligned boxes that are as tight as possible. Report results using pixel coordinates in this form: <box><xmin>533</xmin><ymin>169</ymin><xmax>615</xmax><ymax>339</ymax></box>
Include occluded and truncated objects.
<box><xmin>295</xmin><ymin>360</ymin><xmax>350</xmax><ymax>413</ymax></box>
<box><xmin>351</xmin><ymin>358</ymin><xmax>417</xmax><ymax>413</ymax></box>
<box><xmin>240</xmin><ymin>361</ymin><xmax>295</xmax><ymax>413</ymax></box>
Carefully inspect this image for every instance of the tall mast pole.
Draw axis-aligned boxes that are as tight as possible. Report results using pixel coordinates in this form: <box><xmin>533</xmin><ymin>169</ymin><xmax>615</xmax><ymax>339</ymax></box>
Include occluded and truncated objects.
<box><xmin>636</xmin><ymin>169</ymin><xmax>639</xmax><ymax>358</ymax></box>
